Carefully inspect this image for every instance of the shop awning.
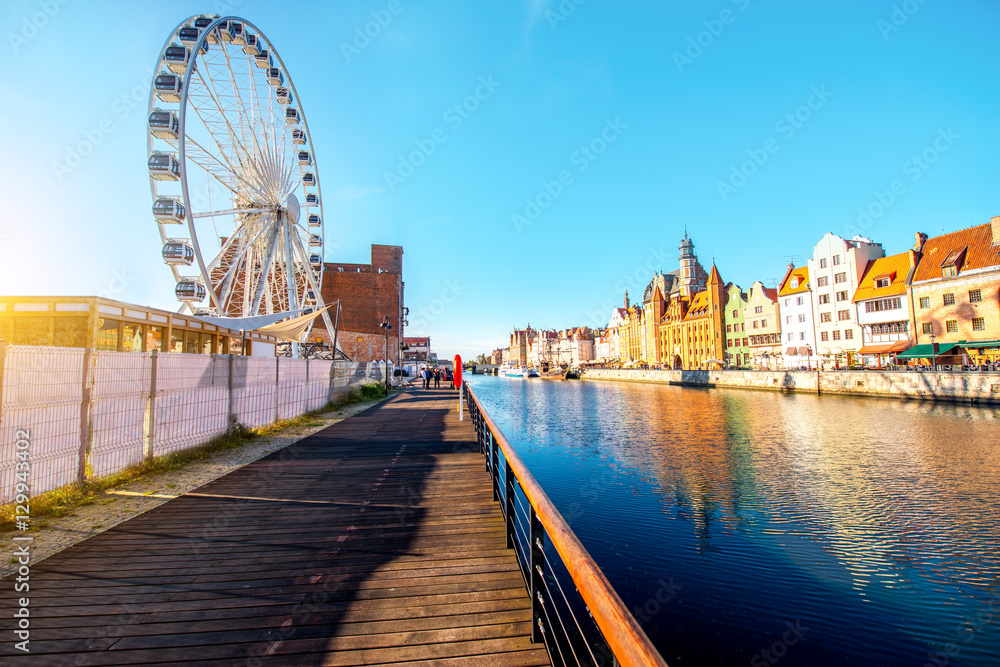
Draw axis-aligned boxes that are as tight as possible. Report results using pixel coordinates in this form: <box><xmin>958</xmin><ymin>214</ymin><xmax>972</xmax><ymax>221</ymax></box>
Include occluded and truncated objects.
<box><xmin>797</xmin><ymin>346</ymin><xmax>811</xmax><ymax>356</ymax></box>
<box><xmin>859</xmin><ymin>343</ymin><xmax>895</xmax><ymax>355</ymax></box>
<box><xmin>958</xmin><ymin>339</ymin><xmax>1000</xmax><ymax>349</ymax></box>
<box><xmin>895</xmin><ymin>343</ymin><xmax>959</xmax><ymax>359</ymax></box>
<box><xmin>785</xmin><ymin>347</ymin><xmax>798</xmax><ymax>355</ymax></box>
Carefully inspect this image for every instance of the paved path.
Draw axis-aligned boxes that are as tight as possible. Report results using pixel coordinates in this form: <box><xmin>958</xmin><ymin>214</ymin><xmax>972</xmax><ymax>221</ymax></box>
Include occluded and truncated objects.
<box><xmin>1</xmin><ymin>390</ymin><xmax>550</xmax><ymax>666</ymax></box>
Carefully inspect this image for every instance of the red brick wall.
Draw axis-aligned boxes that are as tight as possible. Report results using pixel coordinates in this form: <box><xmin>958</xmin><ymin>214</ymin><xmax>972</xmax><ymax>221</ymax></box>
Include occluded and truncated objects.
<box><xmin>314</xmin><ymin>245</ymin><xmax>403</xmax><ymax>363</ymax></box>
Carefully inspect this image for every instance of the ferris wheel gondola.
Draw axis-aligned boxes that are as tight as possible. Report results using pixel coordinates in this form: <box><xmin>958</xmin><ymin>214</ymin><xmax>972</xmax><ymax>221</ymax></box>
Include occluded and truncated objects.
<box><xmin>146</xmin><ymin>14</ymin><xmax>333</xmax><ymax>354</ymax></box>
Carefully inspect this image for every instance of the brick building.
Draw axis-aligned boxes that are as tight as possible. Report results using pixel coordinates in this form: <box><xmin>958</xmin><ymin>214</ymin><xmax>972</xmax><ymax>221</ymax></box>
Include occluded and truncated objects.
<box><xmin>314</xmin><ymin>245</ymin><xmax>404</xmax><ymax>363</ymax></box>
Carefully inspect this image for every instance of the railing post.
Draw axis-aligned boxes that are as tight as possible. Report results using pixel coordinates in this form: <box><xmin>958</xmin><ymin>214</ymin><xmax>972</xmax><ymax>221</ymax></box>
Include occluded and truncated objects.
<box><xmin>529</xmin><ymin>505</ymin><xmax>545</xmax><ymax>644</ymax></box>
<box><xmin>145</xmin><ymin>349</ymin><xmax>158</xmax><ymax>461</ymax></box>
<box><xmin>505</xmin><ymin>463</ymin><xmax>515</xmax><ymax>549</ymax></box>
<box><xmin>491</xmin><ymin>430</ymin><xmax>500</xmax><ymax>502</ymax></box>
<box><xmin>78</xmin><ymin>348</ymin><xmax>94</xmax><ymax>484</ymax></box>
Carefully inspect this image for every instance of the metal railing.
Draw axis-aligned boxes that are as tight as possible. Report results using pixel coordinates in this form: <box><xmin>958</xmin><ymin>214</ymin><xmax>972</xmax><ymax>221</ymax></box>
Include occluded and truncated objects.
<box><xmin>464</xmin><ymin>383</ymin><xmax>668</xmax><ymax>667</ymax></box>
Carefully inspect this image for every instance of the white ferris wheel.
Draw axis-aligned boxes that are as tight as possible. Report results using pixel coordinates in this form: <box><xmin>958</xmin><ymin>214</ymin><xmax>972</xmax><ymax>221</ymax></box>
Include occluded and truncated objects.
<box><xmin>145</xmin><ymin>14</ymin><xmax>335</xmax><ymax>346</ymax></box>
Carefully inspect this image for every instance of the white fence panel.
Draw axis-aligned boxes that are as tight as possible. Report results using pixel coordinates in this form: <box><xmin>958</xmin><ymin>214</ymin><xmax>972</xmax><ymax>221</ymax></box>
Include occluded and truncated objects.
<box><xmin>0</xmin><ymin>347</ymin><xmax>86</xmax><ymax>502</ymax></box>
<box><xmin>233</xmin><ymin>356</ymin><xmax>276</xmax><ymax>428</ymax></box>
<box><xmin>89</xmin><ymin>351</ymin><xmax>150</xmax><ymax>479</ymax></box>
<box><xmin>277</xmin><ymin>358</ymin><xmax>309</xmax><ymax>421</ymax></box>
<box><xmin>152</xmin><ymin>355</ymin><xmax>228</xmax><ymax>456</ymax></box>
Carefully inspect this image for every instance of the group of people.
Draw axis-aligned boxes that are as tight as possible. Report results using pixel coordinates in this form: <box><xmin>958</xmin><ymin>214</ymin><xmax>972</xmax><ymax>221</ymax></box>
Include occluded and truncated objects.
<box><xmin>421</xmin><ymin>366</ymin><xmax>444</xmax><ymax>389</ymax></box>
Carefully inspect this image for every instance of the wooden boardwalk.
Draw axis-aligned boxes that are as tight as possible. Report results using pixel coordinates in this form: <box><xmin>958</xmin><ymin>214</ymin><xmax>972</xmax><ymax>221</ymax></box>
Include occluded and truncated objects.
<box><xmin>1</xmin><ymin>390</ymin><xmax>550</xmax><ymax>666</ymax></box>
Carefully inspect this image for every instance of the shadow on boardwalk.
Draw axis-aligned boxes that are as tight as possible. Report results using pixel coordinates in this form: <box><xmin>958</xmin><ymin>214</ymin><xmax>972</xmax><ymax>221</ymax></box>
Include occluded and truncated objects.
<box><xmin>1</xmin><ymin>390</ymin><xmax>548</xmax><ymax>666</ymax></box>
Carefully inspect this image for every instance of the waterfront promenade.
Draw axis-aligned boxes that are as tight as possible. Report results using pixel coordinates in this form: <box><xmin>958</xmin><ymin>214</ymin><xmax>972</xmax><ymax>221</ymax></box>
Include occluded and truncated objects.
<box><xmin>0</xmin><ymin>390</ymin><xmax>549</xmax><ymax>666</ymax></box>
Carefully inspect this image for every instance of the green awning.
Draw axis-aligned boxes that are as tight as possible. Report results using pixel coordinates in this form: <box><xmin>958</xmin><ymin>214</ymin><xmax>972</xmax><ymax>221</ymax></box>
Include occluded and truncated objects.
<box><xmin>958</xmin><ymin>339</ymin><xmax>1000</xmax><ymax>348</ymax></box>
<box><xmin>895</xmin><ymin>343</ymin><xmax>959</xmax><ymax>359</ymax></box>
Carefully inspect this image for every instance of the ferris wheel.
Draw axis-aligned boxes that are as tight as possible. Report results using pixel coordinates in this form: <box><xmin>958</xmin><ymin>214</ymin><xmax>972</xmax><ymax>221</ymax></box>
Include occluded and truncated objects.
<box><xmin>145</xmin><ymin>14</ymin><xmax>334</xmax><ymax>340</ymax></box>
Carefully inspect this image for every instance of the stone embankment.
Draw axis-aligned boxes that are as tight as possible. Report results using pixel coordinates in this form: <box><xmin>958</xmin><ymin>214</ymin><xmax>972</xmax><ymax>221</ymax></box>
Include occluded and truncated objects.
<box><xmin>583</xmin><ymin>368</ymin><xmax>1000</xmax><ymax>404</ymax></box>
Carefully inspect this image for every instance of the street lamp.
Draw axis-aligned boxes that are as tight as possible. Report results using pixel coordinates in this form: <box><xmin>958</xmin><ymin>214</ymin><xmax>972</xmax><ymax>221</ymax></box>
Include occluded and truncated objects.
<box><xmin>379</xmin><ymin>315</ymin><xmax>392</xmax><ymax>392</ymax></box>
<box><xmin>929</xmin><ymin>332</ymin><xmax>938</xmax><ymax>370</ymax></box>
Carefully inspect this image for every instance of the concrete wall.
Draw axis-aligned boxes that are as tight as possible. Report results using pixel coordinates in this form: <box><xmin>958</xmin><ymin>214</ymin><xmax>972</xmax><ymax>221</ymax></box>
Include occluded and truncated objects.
<box><xmin>582</xmin><ymin>368</ymin><xmax>1000</xmax><ymax>404</ymax></box>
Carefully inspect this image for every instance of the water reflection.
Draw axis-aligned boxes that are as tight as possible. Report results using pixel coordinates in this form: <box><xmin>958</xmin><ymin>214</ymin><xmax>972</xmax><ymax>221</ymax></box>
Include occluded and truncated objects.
<box><xmin>468</xmin><ymin>376</ymin><xmax>1000</xmax><ymax>666</ymax></box>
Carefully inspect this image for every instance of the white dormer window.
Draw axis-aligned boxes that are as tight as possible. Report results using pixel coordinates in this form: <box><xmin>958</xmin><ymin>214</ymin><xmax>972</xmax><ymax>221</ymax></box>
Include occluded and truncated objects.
<box><xmin>790</xmin><ymin>277</ymin><xmax>799</xmax><ymax>289</ymax></box>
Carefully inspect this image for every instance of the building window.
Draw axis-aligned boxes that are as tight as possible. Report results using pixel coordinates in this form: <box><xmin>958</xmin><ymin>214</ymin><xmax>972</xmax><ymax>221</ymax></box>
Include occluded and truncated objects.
<box><xmin>733</xmin><ymin>310</ymin><xmax>738</xmax><ymax>317</ymax></box>
<box><xmin>922</xmin><ymin>322</ymin><xmax>933</xmax><ymax>335</ymax></box>
<box><xmin>817</xmin><ymin>276</ymin><xmax>829</xmax><ymax>287</ymax></box>
<box><xmin>836</xmin><ymin>291</ymin><xmax>848</xmax><ymax>302</ymax></box>
<box><xmin>969</xmin><ymin>289</ymin><xmax>982</xmax><ymax>303</ymax></box>
<box><xmin>818</xmin><ymin>294</ymin><xmax>830</xmax><ymax>304</ymax></box>
<box><xmin>973</xmin><ymin>317</ymin><xmax>985</xmax><ymax>331</ymax></box>
<box><xmin>875</xmin><ymin>278</ymin><xmax>890</xmax><ymax>288</ymax></box>
<box><xmin>919</xmin><ymin>297</ymin><xmax>930</xmax><ymax>309</ymax></box>
<box><xmin>743</xmin><ymin>338</ymin><xmax>748</xmax><ymax>347</ymax></box>
<box><xmin>946</xmin><ymin>320</ymin><xmax>958</xmax><ymax>333</ymax></box>
<box><xmin>800</xmin><ymin>332</ymin><xmax>806</xmax><ymax>341</ymax></box>
<box><xmin>832</xmin><ymin>330</ymin><xmax>841</xmax><ymax>340</ymax></box>
<box><xmin>798</xmin><ymin>314</ymin><xmax>806</xmax><ymax>323</ymax></box>
<box><xmin>864</xmin><ymin>297</ymin><xmax>902</xmax><ymax>313</ymax></box>
<box><xmin>820</xmin><ymin>312</ymin><xmax>832</xmax><ymax>323</ymax></box>
<box><xmin>943</xmin><ymin>265</ymin><xmax>957</xmax><ymax>277</ymax></box>
<box><xmin>788</xmin><ymin>333</ymin><xmax>794</xmax><ymax>341</ymax></box>
<box><xmin>753</xmin><ymin>320</ymin><xmax>759</xmax><ymax>329</ymax></box>
<box><xmin>845</xmin><ymin>329</ymin><xmax>853</xmax><ymax>340</ymax></box>
<box><xmin>784</xmin><ymin>298</ymin><xmax>790</xmax><ymax>307</ymax></box>
<box><xmin>832</xmin><ymin>255</ymin><xmax>841</xmax><ymax>266</ymax></box>
<box><xmin>821</xmin><ymin>331</ymin><xmax>829</xmax><ymax>342</ymax></box>
<box><xmin>761</xmin><ymin>319</ymin><xmax>767</xmax><ymax>328</ymax></box>
<box><xmin>786</xmin><ymin>315</ymin><xmax>792</xmax><ymax>324</ymax></box>
<box><xmin>837</xmin><ymin>310</ymin><xmax>850</xmax><ymax>321</ymax></box>
<box><xmin>834</xmin><ymin>272</ymin><xmax>847</xmax><ymax>284</ymax></box>
<box><xmin>943</xmin><ymin>293</ymin><xmax>955</xmax><ymax>306</ymax></box>
<box><xmin>755</xmin><ymin>306</ymin><xmax>763</xmax><ymax>313</ymax></box>
<box><xmin>797</xmin><ymin>296</ymin><xmax>804</xmax><ymax>306</ymax></box>
<box><xmin>820</xmin><ymin>258</ymin><xmax>828</xmax><ymax>269</ymax></box>
<box><xmin>727</xmin><ymin>324</ymin><xmax>732</xmax><ymax>332</ymax></box>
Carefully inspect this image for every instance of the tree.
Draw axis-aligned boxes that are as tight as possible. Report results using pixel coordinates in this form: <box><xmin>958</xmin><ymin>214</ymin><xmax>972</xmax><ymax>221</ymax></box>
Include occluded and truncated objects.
<box><xmin>474</xmin><ymin>353</ymin><xmax>489</xmax><ymax>365</ymax></box>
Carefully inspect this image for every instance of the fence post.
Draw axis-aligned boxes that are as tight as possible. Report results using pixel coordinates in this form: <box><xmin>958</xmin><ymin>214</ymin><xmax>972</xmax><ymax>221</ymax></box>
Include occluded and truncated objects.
<box><xmin>0</xmin><ymin>341</ymin><xmax>6</xmax><ymax>431</ymax></box>
<box><xmin>274</xmin><ymin>356</ymin><xmax>280</xmax><ymax>423</ymax></box>
<box><xmin>145</xmin><ymin>349</ymin><xmax>158</xmax><ymax>461</ymax></box>
<box><xmin>491</xmin><ymin>433</ymin><xmax>500</xmax><ymax>502</ymax></box>
<box><xmin>529</xmin><ymin>506</ymin><xmax>545</xmax><ymax>644</ymax></box>
<box><xmin>78</xmin><ymin>348</ymin><xmax>95</xmax><ymax>484</ymax></box>
<box><xmin>227</xmin><ymin>353</ymin><xmax>235</xmax><ymax>431</ymax></box>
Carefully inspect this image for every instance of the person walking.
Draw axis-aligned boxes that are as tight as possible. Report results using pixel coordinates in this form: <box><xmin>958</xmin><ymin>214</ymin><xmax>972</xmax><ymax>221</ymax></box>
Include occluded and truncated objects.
<box><xmin>434</xmin><ymin>368</ymin><xmax>441</xmax><ymax>389</ymax></box>
<box><xmin>422</xmin><ymin>366</ymin><xmax>430</xmax><ymax>389</ymax></box>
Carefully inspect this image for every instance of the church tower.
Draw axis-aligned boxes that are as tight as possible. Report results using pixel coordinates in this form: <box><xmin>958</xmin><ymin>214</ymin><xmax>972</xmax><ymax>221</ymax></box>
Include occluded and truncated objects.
<box><xmin>678</xmin><ymin>230</ymin><xmax>699</xmax><ymax>298</ymax></box>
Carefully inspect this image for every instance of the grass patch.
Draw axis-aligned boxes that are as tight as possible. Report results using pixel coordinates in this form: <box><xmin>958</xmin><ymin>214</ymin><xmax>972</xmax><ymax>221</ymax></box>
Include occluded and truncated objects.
<box><xmin>0</xmin><ymin>384</ymin><xmax>389</xmax><ymax>533</ymax></box>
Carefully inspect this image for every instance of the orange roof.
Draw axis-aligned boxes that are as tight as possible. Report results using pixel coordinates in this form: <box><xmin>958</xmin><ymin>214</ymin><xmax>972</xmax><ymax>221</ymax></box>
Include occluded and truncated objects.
<box><xmin>682</xmin><ymin>290</ymin><xmax>711</xmax><ymax>320</ymax></box>
<box><xmin>778</xmin><ymin>266</ymin><xmax>810</xmax><ymax>296</ymax></box>
<box><xmin>912</xmin><ymin>222</ymin><xmax>1000</xmax><ymax>282</ymax></box>
<box><xmin>854</xmin><ymin>252</ymin><xmax>912</xmax><ymax>301</ymax></box>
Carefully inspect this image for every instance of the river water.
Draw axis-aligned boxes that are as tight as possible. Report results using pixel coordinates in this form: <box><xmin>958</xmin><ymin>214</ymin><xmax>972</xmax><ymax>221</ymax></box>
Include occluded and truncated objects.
<box><xmin>465</xmin><ymin>375</ymin><xmax>1000</xmax><ymax>666</ymax></box>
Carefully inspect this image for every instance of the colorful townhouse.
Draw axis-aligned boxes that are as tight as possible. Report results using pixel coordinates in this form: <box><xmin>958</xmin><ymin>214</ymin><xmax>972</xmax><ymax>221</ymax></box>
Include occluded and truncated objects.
<box><xmin>807</xmin><ymin>233</ymin><xmax>885</xmax><ymax>367</ymax></box>
<box><xmin>724</xmin><ymin>284</ymin><xmax>751</xmax><ymax>368</ymax></box>
<box><xmin>906</xmin><ymin>219</ymin><xmax>1000</xmax><ymax>365</ymax></box>
<box><xmin>853</xmin><ymin>249</ymin><xmax>917</xmax><ymax>366</ymax></box>
<box><xmin>776</xmin><ymin>264</ymin><xmax>819</xmax><ymax>369</ymax></box>
<box><xmin>744</xmin><ymin>281</ymin><xmax>781</xmax><ymax>368</ymax></box>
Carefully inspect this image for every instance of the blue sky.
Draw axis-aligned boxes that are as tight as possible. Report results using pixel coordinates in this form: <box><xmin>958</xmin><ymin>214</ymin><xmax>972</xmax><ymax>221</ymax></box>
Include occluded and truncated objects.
<box><xmin>1</xmin><ymin>0</ymin><xmax>997</xmax><ymax>359</ymax></box>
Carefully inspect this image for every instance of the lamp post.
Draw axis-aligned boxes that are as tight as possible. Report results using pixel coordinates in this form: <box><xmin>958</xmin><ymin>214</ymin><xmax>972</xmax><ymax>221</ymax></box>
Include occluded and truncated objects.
<box><xmin>929</xmin><ymin>332</ymin><xmax>938</xmax><ymax>370</ymax></box>
<box><xmin>379</xmin><ymin>316</ymin><xmax>392</xmax><ymax>392</ymax></box>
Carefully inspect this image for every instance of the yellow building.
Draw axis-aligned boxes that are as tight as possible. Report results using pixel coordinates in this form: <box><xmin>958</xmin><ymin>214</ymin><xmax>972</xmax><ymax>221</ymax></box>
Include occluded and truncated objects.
<box><xmin>658</xmin><ymin>265</ymin><xmax>726</xmax><ymax>369</ymax></box>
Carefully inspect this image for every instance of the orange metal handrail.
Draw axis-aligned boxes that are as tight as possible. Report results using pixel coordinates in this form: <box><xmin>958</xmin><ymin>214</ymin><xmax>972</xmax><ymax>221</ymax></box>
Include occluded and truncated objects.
<box><xmin>465</xmin><ymin>383</ymin><xmax>669</xmax><ymax>667</ymax></box>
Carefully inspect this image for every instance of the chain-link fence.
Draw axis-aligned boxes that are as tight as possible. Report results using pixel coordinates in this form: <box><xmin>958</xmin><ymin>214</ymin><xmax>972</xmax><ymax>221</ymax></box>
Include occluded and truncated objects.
<box><xmin>0</xmin><ymin>344</ymin><xmax>387</xmax><ymax>503</ymax></box>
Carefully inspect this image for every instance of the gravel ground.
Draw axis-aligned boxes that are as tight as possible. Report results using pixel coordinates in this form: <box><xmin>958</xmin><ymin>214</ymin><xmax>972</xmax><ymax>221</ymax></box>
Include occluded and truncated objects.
<box><xmin>0</xmin><ymin>397</ymin><xmax>387</xmax><ymax>578</ymax></box>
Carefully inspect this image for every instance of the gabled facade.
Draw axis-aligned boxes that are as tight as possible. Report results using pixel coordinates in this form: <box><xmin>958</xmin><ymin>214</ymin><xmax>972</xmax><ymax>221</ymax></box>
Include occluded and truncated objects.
<box><xmin>854</xmin><ymin>250</ymin><xmax>917</xmax><ymax>365</ymax></box>
<box><xmin>807</xmin><ymin>233</ymin><xmax>885</xmax><ymax>366</ymax></box>
<box><xmin>910</xmin><ymin>220</ymin><xmax>1000</xmax><ymax>348</ymax></box>
<box><xmin>744</xmin><ymin>281</ymin><xmax>781</xmax><ymax>368</ymax></box>
<box><xmin>723</xmin><ymin>284</ymin><xmax>751</xmax><ymax>368</ymax></box>
<box><xmin>777</xmin><ymin>265</ymin><xmax>819</xmax><ymax>369</ymax></box>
